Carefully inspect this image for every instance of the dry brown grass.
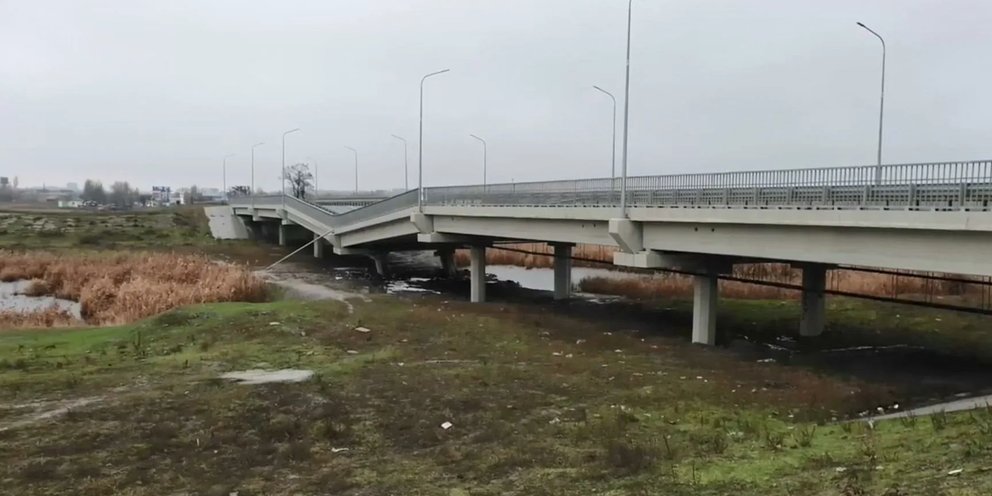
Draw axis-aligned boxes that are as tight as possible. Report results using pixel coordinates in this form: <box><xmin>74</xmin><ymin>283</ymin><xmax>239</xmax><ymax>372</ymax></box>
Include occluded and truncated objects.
<box><xmin>461</xmin><ymin>243</ymin><xmax>991</xmax><ymax>301</ymax></box>
<box><xmin>0</xmin><ymin>250</ymin><xmax>267</xmax><ymax>326</ymax></box>
<box><xmin>0</xmin><ymin>307</ymin><xmax>78</xmax><ymax>328</ymax></box>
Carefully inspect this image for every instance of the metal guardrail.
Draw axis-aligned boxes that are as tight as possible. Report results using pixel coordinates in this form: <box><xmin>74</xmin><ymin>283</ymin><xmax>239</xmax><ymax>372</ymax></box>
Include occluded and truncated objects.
<box><xmin>233</xmin><ymin>160</ymin><xmax>992</xmax><ymax>229</ymax></box>
<box><xmin>425</xmin><ymin>160</ymin><xmax>992</xmax><ymax>210</ymax></box>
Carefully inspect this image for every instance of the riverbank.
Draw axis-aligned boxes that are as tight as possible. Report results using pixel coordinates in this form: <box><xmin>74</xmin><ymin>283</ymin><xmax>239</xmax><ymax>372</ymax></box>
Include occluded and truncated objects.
<box><xmin>5</xmin><ymin>294</ymin><xmax>992</xmax><ymax>495</ymax></box>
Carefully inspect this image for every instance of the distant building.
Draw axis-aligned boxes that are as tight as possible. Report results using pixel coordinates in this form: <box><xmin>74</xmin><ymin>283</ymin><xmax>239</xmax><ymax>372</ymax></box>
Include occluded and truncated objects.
<box><xmin>66</xmin><ymin>182</ymin><xmax>79</xmax><ymax>191</ymax></box>
<box><xmin>58</xmin><ymin>200</ymin><xmax>82</xmax><ymax>208</ymax></box>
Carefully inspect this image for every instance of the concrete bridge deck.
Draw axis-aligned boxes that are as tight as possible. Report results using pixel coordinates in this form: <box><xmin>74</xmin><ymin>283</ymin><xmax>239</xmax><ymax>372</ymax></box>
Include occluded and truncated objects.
<box><xmin>229</xmin><ymin>159</ymin><xmax>992</xmax><ymax>345</ymax></box>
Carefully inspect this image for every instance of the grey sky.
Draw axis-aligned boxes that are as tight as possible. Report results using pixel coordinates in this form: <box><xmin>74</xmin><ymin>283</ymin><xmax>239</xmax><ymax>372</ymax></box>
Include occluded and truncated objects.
<box><xmin>1</xmin><ymin>0</ymin><xmax>990</xmax><ymax>191</ymax></box>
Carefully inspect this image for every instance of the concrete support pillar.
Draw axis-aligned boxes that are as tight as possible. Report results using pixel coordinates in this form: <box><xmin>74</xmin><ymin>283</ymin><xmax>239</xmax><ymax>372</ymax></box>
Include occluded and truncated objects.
<box><xmin>800</xmin><ymin>265</ymin><xmax>827</xmax><ymax>337</ymax></box>
<box><xmin>245</xmin><ymin>221</ymin><xmax>262</xmax><ymax>240</ymax></box>
<box><xmin>313</xmin><ymin>234</ymin><xmax>325</xmax><ymax>259</ymax></box>
<box><xmin>553</xmin><ymin>243</ymin><xmax>573</xmax><ymax>300</ymax></box>
<box><xmin>371</xmin><ymin>254</ymin><xmax>389</xmax><ymax>277</ymax></box>
<box><xmin>469</xmin><ymin>246</ymin><xmax>486</xmax><ymax>303</ymax></box>
<box><xmin>278</xmin><ymin>224</ymin><xmax>287</xmax><ymax>246</ymax></box>
<box><xmin>691</xmin><ymin>273</ymin><xmax>718</xmax><ymax>345</ymax></box>
<box><xmin>437</xmin><ymin>249</ymin><xmax>457</xmax><ymax>278</ymax></box>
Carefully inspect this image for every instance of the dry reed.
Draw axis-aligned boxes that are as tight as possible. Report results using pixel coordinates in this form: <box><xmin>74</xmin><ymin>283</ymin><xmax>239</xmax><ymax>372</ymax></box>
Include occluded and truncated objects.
<box><xmin>0</xmin><ymin>307</ymin><xmax>78</xmax><ymax>328</ymax></box>
<box><xmin>0</xmin><ymin>250</ymin><xmax>267</xmax><ymax>327</ymax></box>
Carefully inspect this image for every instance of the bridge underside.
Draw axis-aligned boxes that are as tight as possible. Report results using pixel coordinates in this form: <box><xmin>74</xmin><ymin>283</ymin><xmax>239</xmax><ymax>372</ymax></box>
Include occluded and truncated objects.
<box><xmin>232</xmin><ymin>199</ymin><xmax>992</xmax><ymax>347</ymax></box>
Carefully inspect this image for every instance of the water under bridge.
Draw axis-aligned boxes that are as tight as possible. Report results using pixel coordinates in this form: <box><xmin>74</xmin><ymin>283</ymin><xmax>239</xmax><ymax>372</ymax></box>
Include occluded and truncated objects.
<box><xmin>228</xmin><ymin>159</ymin><xmax>992</xmax><ymax>345</ymax></box>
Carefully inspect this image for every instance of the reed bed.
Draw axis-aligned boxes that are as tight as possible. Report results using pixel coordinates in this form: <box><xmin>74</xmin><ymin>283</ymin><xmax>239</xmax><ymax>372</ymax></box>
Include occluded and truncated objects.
<box><xmin>0</xmin><ymin>250</ymin><xmax>267</xmax><ymax>327</ymax></box>
<box><xmin>0</xmin><ymin>307</ymin><xmax>78</xmax><ymax>328</ymax></box>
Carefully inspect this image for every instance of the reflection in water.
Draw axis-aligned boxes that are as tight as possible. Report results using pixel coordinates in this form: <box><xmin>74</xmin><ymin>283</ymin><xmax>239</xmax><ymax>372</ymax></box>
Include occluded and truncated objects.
<box><xmin>0</xmin><ymin>281</ymin><xmax>81</xmax><ymax>319</ymax></box>
<box><xmin>484</xmin><ymin>265</ymin><xmax>633</xmax><ymax>292</ymax></box>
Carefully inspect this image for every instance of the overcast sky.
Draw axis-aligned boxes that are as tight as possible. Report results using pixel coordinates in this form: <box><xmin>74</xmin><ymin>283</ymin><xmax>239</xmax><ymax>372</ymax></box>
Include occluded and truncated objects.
<box><xmin>1</xmin><ymin>0</ymin><xmax>990</xmax><ymax>191</ymax></box>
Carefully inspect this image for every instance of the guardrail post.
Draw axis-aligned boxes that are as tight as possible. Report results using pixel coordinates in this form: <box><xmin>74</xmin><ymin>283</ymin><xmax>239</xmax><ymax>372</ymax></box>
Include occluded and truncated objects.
<box><xmin>959</xmin><ymin>183</ymin><xmax>968</xmax><ymax>209</ymax></box>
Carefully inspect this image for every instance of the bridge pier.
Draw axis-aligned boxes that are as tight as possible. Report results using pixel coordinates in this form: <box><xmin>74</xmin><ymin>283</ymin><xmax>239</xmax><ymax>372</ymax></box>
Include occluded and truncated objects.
<box><xmin>692</xmin><ymin>272</ymin><xmax>719</xmax><ymax>345</ymax></box>
<box><xmin>278</xmin><ymin>224</ymin><xmax>288</xmax><ymax>246</ymax></box>
<box><xmin>800</xmin><ymin>264</ymin><xmax>827</xmax><ymax>337</ymax></box>
<box><xmin>313</xmin><ymin>234</ymin><xmax>325</xmax><ymax>259</ymax></box>
<box><xmin>437</xmin><ymin>249</ymin><xmax>457</xmax><ymax>278</ymax></box>
<box><xmin>553</xmin><ymin>243</ymin><xmax>573</xmax><ymax>300</ymax></box>
<box><xmin>371</xmin><ymin>254</ymin><xmax>390</xmax><ymax>277</ymax></box>
<box><xmin>244</xmin><ymin>221</ymin><xmax>263</xmax><ymax>240</ymax></box>
<box><xmin>470</xmin><ymin>246</ymin><xmax>486</xmax><ymax>303</ymax></box>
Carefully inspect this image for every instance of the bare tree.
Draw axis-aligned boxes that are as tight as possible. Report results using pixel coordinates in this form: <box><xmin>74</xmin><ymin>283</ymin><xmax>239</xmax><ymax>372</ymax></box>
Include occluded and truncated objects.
<box><xmin>109</xmin><ymin>181</ymin><xmax>137</xmax><ymax>208</ymax></box>
<box><xmin>228</xmin><ymin>185</ymin><xmax>251</xmax><ymax>197</ymax></box>
<box><xmin>283</xmin><ymin>163</ymin><xmax>313</xmax><ymax>199</ymax></box>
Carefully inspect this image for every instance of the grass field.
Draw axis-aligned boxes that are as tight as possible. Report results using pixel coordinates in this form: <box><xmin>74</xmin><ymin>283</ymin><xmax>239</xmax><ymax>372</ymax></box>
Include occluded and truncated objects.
<box><xmin>0</xmin><ymin>207</ymin><xmax>217</xmax><ymax>249</ymax></box>
<box><xmin>2</xmin><ymin>297</ymin><xmax>991</xmax><ymax>495</ymax></box>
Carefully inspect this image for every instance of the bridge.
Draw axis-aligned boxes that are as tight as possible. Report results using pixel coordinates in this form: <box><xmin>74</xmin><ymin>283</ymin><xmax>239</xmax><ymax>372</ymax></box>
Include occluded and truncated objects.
<box><xmin>229</xmin><ymin>159</ymin><xmax>992</xmax><ymax>346</ymax></box>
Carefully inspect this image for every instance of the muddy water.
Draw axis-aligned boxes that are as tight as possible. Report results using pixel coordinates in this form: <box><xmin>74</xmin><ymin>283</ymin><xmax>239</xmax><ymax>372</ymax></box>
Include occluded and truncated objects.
<box><xmin>0</xmin><ymin>281</ymin><xmax>81</xmax><ymax>319</ymax></box>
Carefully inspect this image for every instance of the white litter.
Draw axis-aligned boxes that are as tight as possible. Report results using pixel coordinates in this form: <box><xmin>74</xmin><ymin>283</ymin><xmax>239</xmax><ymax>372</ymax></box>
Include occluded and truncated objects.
<box><xmin>220</xmin><ymin>369</ymin><xmax>314</xmax><ymax>385</ymax></box>
<box><xmin>268</xmin><ymin>322</ymin><xmax>281</xmax><ymax>326</ymax></box>
<box><xmin>355</xmin><ymin>327</ymin><xmax>371</xmax><ymax>333</ymax></box>
<box><xmin>440</xmin><ymin>421</ymin><xmax>453</xmax><ymax>430</ymax></box>
<box><xmin>331</xmin><ymin>447</ymin><xmax>350</xmax><ymax>453</ymax></box>
<box><xmin>948</xmin><ymin>468</ymin><xmax>963</xmax><ymax>476</ymax></box>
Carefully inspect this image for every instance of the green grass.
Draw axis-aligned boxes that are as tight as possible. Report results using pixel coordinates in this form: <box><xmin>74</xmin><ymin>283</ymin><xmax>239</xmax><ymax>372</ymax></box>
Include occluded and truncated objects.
<box><xmin>3</xmin><ymin>296</ymin><xmax>992</xmax><ymax>495</ymax></box>
<box><xmin>0</xmin><ymin>207</ymin><xmax>222</xmax><ymax>250</ymax></box>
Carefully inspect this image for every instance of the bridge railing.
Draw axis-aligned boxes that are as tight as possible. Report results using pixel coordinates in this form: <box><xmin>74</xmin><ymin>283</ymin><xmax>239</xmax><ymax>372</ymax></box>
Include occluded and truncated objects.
<box><xmin>234</xmin><ymin>160</ymin><xmax>992</xmax><ymax>225</ymax></box>
<box><xmin>328</xmin><ymin>190</ymin><xmax>419</xmax><ymax>226</ymax></box>
<box><xmin>424</xmin><ymin>160</ymin><xmax>992</xmax><ymax>210</ymax></box>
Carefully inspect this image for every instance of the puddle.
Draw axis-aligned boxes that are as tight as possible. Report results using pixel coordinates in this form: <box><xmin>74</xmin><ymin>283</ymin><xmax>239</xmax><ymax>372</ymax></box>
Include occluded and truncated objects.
<box><xmin>386</xmin><ymin>280</ymin><xmax>440</xmax><ymax>295</ymax></box>
<box><xmin>0</xmin><ymin>281</ymin><xmax>81</xmax><ymax>319</ymax></box>
<box><xmin>221</xmin><ymin>369</ymin><xmax>314</xmax><ymax>385</ymax></box>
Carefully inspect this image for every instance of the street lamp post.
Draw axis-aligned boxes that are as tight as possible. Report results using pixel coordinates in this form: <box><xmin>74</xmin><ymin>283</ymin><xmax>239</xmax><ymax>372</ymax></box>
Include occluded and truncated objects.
<box><xmin>223</xmin><ymin>153</ymin><xmax>236</xmax><ymax>202</ymax></box>
<box><xmin>250</xmin><ymin>142</ymin><xmax>264</xmax><ymax>209</ymax></box>
<box><xmin>391</xmin><ymin>134</ymin><xmax>409</xmax><ymax>190</ymax></box>
<box><xmin>592</xmin><ymin>85</ymin><xmax>617</xmax><ymax>186</ymax></box>
<box><xmin>469</xmin><ymin>134</ymin><xmax>487</xmax><ymax>188</ymax></box>
<box><xmin>308</xmin><ymin>156</ymin><xmax>318</xmax><ymax>198</ymax></box>
<box><xmin>418</xmin><ymin>68</ymin><xmax>451</xmax><ymax>211</ymax></box>
<box><xmin>857</xmin><ymin>22</ymin><xmax>886</xmax><ymax>184</ymax></box>
<box><xmin>619</xmin><ymin>0</ymin><xmax>633</xmax><ymax>217</ymax></box>
<box><xmin>281</xmin><ymin>128</ymin><xmax>301</xmax><ymax>207</ymax></box>
<box><xmin>345</xmin><ymin>146</ymin><xmax>358</xmax><ymax>193</ymax></box>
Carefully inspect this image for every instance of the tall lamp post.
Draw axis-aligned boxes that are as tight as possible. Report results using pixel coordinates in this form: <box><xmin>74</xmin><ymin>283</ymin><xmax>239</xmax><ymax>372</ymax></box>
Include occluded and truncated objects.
<box><xmin>281</xmin><ymin>128</ymin><xmax>301</xmax><ymax>207</ymax></box>
<box><xmin>418</xmin><ymin>68</ymin><xmax>450</xmax><ymax>211</ymax></box>
<box><xmin>222</xmin><ymin>153</ymin><xmax>235</xmax><ymax>202</ymax></box>
<box><xmin>250</xmin><ymin>142</ymin><xmax>264</xmax><ymax>209</ymax></box>
<box><xmin>592</xmin><ymin>85</ymin><xmax>617</xmax><ymax>186</ymax></box>
<box><xmin>469</xmin><ymin>134</ymin><xmax>487</xmax><ymax>188</ymax></box>
<box><xmin>345</xmin><ymin>146</ymin><xmax>358</xmax><ymax>193</ymax></box>
<box><xmin>619</xmin><ymin>0</ymin><xmax>634</xmax><ymax>217</ymax></box>
<box><xmin>857</xmin><ymin>21</ymin><xmax>886</xmax><ymax>184</ymax></box>
<box><xmin>308</xmin><ymin>156</ymin><xmax>318</xmax><ymax>197</ymax></box>
<box><xmin>391</xmin><ymin>134</ymin><xmax>409</xmax><ymax>190</ymax></box>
